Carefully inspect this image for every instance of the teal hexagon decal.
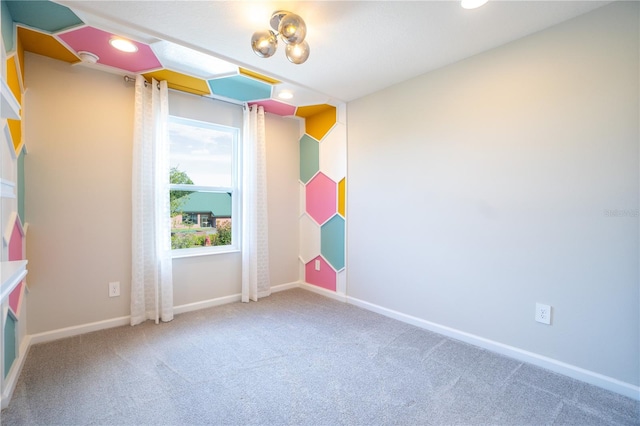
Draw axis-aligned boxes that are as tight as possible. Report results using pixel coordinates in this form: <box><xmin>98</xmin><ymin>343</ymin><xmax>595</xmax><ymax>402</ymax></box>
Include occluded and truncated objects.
<box><xmin>2</xmin><ymin>1</ymin><xmax>84</xmax><ymax>32</ymax></box>
<box><xmin>5</xmin><ymin>0</ymin><xmax>83</xmax><ymax>33</ymax></box>
<box><xmin>208</xmin><ymin>75</ymin><xmax>271</xmax><ymax>102</ymax></box>
<box><xmin>321</xmin><ymin>214</ymin><xmax>345</xmax><ymax>271</ymax></box>
<box><xmin>300</xmin><ymin>134</ymin><xmax>319</xmax><ymax>184</ymax></box>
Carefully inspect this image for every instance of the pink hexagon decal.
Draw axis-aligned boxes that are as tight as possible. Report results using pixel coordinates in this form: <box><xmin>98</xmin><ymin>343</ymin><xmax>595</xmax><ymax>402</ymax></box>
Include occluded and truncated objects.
<box><xmin>249</xmin><ymin>99</ymin><xmax>296</xmax><ymax>116</ymax></box>
<box><xmin>7</xmin><ymin>215</ymin><xmax>25</xmax><ymax>315</ymax></box>
<box><xmin>8</xmin><ymin>220</ymin><xmax>23</xmax><ymax>261</ymax></box>
<box><xmin>58</xmin><ymin>27</ymin><xmax>162</xmax><ymax>73</ymax></box>
<box><xmin>306</xmin><ymin>172</ymin><xmax>336</xmax><ymax>225</ymax></box>
<box><xmin>305</xmin><ymin>256</ymin><xmax>336</xmax><ymax>291</ymax></box>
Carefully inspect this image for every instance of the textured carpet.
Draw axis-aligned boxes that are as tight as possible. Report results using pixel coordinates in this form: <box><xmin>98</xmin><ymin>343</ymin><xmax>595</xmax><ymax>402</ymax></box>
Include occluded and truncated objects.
<box><xmin>1</xmin><ymin>288</ymin><xmax>638</xmax><ymax>425</ymax></box>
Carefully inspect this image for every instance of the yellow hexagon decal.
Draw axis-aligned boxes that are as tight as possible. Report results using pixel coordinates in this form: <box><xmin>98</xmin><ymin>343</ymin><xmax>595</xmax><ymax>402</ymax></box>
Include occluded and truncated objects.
<box><xmin>296</xmin><ymin>104</ymin><xmax>336</xmax><ymax>141</ymax></box>
<box><xmin>143</xmin><ymin>69</ymin><xmax>211</xmax><ymax>96</ymax></box>
<box><xmin>6</xmin><ymin>56</ymin><xmax>22</xmax><ymax>152</ymax></box>
<box><xmin>18</xmin><ymin>27</ymin><xmax>79</xmax><ymax>64</ymax></box>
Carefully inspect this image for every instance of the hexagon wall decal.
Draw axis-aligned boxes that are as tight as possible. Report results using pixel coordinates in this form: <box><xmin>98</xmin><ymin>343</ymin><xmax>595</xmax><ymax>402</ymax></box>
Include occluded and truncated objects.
<box><xmin>18</xmin><ymin>27</ymin><xmax>78</xmax><ymax>64</ymax></box>
<box><xmin>6</xmin><ymin>55</ymin><xmax>21</xmax><ymax>152</ymax></box>
<box><xmin>296</xmin><ymin>104</ymin><xmax>336</xmax><ymax>141</ymax></box>
<box><xmin>208</xmin><ymin>75</ymin><xmax>271</xmax><ymax>102</ymax></box>
<box><xmin>8</xmin><ymin>281</ymin><xmax>24</xmax><ymax>318</ymax></box>
<box><xmin>2</xmin><ymin>1</ymin><xmax>15</xmax><ymax>53</ymax></box>
<box><xmin>8</xmin><ymin>118</ymin><xmax>21</xmax><ymax>153</ymax></box>
<box><xmin>296</xmin><ymin>104</ymin><xmax>335</xmax><ymax>118</ymax></box>
<box><xmin>299</xmin><ymin>181</ymin><xmax>306</xmax><ymax>217</ymax></box>
<box><xmin>299</xmin><ymin>134</ymin><xmax>319</xmax><ymax>184</ymax></box>
<box><xmin>6</xmin><ymin>56</ymin><xmax>21</xmax><ymax>104</ymax></box>
<box><xmin>338</xmin><ymin>178</ymin><xmax>346</xmax><ymax>218</ymax></box>
<box><xmin>58</xmin><ymin>27</ymin><xmax>162</xmax><ymax>73</ymax></box>
<box><xmin>299</xmin><ymin>214</ymin><xmax>320</xmax><ymax>264</ymax></box>
<box><xmin>249</xmin><ymin>99</ymin><xmax>296</xmax><ymax>117</ymax></box>
<box><xmin>305</xmin><ymin>256</ymin><xmax>336</xmax><ymax>291</ymax></box>
<box><xmin>6</xmin><ymin>0</ymin><xmax>83</xmax><ymax>33</ymax></box>
<box><xmin>239</xmin><ymin>67</ymin><xmax>280</xmax><ymax>84</ymax></box>
<box><xmin>4</xmin><ymin>311</ymin><xmax>17</xmax><ymax>378</ymax></box>
<box><xmin>7</xmin><ymin>216</ymin><xmax>24</xmax><ymax>261</ymax></box>
<box><xmin>319</xmin><ymin>122</ymin><xmax>346</xmax><ymax>182</ymax></box>
<box><xmin>321</xmin><ymin>215</ymin><xmax>345</xmax><ymax>271</ymax></box>
<box><xmin>143</xmin><ymin>69</ymin><xmax>211</xmax><ymax>96</ymax></box>
<box><xmin>306</xmin><ymin>172</ymin><xmax>336</xmax><ymax>226</ymax></box>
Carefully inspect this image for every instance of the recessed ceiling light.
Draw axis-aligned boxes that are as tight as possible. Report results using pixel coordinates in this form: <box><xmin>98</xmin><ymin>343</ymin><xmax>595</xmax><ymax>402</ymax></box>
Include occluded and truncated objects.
<box><xmin>109</xmin><ymin>38</ymin><xmax>138</xmax><ymax>53</ymax></box>
<box><xmin>461</xmin><ymin>0</ymin><xmax>488</xmax><ymax>9</ymax></box>
<box><xmin>278</xmin><ymin>90</ymin><xmax>294</xmax><ymax>100</ymax></box>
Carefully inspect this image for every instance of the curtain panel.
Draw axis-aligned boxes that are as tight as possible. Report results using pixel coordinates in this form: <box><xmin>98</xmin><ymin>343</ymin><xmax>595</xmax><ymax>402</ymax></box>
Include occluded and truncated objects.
<box><xmin>241</xmin><ymin>105</ymin><xmax>271</xmax><ymax>302</ymax></box>
<box><xmin>131</xmin><ymin>76</ymin><xmax>174</xmax><ymax>325</ymax></box>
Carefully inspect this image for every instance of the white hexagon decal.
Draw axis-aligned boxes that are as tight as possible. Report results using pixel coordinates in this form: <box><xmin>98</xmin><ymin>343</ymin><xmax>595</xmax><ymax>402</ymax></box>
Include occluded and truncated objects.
<box><xmin>319</xmin><ymin>122</ymin><xmax>346</xmax><ymax>183</ymax></box>
<box><xmin>299</xmin><ymin>181</ymin><xmax>306</xmax><ymax>217</ymax></box>
<box><xmin>299</xmin><ymin>214</ymin><xmax>321</xmax><ymax>264</ymax></box>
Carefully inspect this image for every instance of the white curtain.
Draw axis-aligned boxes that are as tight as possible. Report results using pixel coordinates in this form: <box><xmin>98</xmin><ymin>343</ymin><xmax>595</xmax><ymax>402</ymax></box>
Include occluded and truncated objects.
<box><xmin>241</xmin><ymin>105</ymin><xmax>271</xmax><ymax>302</ymax></box>
<box><xmin>131</xmin><ymin>76</ymin><xmax>173</xmax><ymax>325</ymax></box>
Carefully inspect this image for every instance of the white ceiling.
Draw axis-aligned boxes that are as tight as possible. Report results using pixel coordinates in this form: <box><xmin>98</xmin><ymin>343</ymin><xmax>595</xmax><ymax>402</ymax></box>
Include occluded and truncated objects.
<box><xmin>59</xmin><ymin>1</ymin><xmax>611</xmax><ymax>103</ymax></box>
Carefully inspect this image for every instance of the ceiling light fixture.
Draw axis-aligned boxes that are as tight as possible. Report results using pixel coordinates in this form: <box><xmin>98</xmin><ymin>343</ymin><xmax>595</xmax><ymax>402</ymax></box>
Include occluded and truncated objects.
<box><xmin>251</xmin><ymin>10</ymin><xmax>310</xmax><ymax>65</ymax></box>
<box><xmin>461</xmin><ymin>0</ymin><xmax>488</xmax><ymax>9</ymax></box>
<box><xmin>278</xmin><ymin>90</ymin><xmax>294</xmax><ymax>100</ymax></box>
<box><xmin>109</xmin><ymin>37</ymin><xmax>138</xmax><ymax>53</ymax></box>
<box><xmin>77</xmin><ymin>51</ymin><xmax>99</xmax><ymax>64</ymax></box>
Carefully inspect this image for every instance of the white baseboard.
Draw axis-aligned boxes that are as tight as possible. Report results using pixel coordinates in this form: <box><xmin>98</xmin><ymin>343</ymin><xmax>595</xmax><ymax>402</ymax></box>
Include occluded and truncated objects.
<box><xmin>346</xmin><ymin>295</ymin><xmax>640</xmax><ymax>401</ymax></box>
<box><xmin>174</xmin><ymin>282</ymin><xmax>302</xmax><ymax>313</ymax></box>
<box><xmin>28</xmin><ymin>283</ymin><xmax>303</xmax><ymax>345</ymax></box>
<box><xmin>270</xmin><ymin>281</ymin><xmax>301</xmax><ymax>293</ymax></box>
<box><xmin>174</xmin><ymin>293</ymin><xmax>242</xmax><ymax>315</ymax></box>
<box><xmin>29</xmin><ymin>315</ymin><xmax>131</xmax><ymax>345</ymax></box>
<box><xmin>300</xmin><ymin>282</ymin><xmax>347</xmax><ymax>302</ymax></box>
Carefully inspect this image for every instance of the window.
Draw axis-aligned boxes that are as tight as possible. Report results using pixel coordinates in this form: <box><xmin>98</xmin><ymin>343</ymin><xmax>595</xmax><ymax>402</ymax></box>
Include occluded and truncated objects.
<box><xmin>168</xmin><ymin>115</ymin><xmax>239</xmax><ymax>256</ymax></box>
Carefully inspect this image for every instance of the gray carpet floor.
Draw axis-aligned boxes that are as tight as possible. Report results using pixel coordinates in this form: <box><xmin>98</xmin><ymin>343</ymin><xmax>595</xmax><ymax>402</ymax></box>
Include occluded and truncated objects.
<box><xmin>1</xmin><ymin>288</ymin><xmax>638</xmax><ymax>425</ymax></box>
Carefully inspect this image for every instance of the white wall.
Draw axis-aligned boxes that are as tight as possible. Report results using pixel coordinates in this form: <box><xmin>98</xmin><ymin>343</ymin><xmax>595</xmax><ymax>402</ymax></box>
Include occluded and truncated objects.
<box><xmin>24</xmin><ymin>53</ymin><xmax>300</xmax><ymax>333</ymax></box>
<box><xmin>347</xmin><ymin>1</ymin><xmax>638</xmax><ymax>387</ymax></box>
<box><xmin>25</xmin><ymin>54</ymin><xmax>133</xmax><ymax>334</ymax></box>
<box><xmin>264</xmin><ymin>114</ymin><xmax>301</xmax><ymax>288</ymax></box>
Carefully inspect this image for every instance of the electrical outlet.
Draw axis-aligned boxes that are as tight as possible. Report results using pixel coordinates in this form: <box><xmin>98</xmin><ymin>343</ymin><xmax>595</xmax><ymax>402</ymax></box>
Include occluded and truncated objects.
<box><xmin>535</xmin><ymin>303</ymin><xmax>551</xmax><ymax>325</ymax></box>
<box><xmin>109</xmin><ymin>281</ymin><xmax>120</xmax><ymax>298</ymax></box>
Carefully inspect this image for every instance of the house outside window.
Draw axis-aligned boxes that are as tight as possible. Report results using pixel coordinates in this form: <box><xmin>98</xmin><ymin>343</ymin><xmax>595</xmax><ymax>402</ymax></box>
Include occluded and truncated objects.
<box><xmin>169</xmin><ymin>115</ymin><xmax>239</xmax><ymax>255</ymax></box>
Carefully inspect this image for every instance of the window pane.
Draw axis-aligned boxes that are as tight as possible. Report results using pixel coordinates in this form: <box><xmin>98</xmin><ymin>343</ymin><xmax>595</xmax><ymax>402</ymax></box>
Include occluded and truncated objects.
<box><xmin>168</xmin><ymin>117</ymin><xmax>234</xmax><ymax>187</ymax></box>
<box><xmin>170</xmin><ymin>190</ymin><xmax>232</xmax><ymax>249</ymax></box>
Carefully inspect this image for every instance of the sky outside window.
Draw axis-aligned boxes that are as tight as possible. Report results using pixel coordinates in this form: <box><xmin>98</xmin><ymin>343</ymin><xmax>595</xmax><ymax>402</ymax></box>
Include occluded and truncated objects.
<box><xmin>168</xmin><ymin>117</ymin><xmax>233</xmax><ymax>187</ymax></box>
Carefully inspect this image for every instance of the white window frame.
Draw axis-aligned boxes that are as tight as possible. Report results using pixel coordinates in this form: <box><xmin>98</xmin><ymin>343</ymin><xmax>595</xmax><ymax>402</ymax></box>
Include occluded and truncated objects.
<box><xmin>169</xmin><ymin>115</ymin><xmax>240</xmax><ymax>258</ymax></box>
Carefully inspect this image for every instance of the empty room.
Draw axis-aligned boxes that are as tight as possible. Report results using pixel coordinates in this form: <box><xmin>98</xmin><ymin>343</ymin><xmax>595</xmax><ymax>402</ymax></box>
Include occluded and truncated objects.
<box><xmin>0</xmin><ymin>0</ymin><xmax>638</xmax><ymax>424</ymax></box>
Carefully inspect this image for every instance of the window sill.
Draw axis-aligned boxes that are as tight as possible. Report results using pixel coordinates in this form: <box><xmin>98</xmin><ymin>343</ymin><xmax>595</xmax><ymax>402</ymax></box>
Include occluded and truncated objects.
<box><xmin>171</xmin><ymin>247</ymin><xmax>240</xmax><ymax>259</ymax></box>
